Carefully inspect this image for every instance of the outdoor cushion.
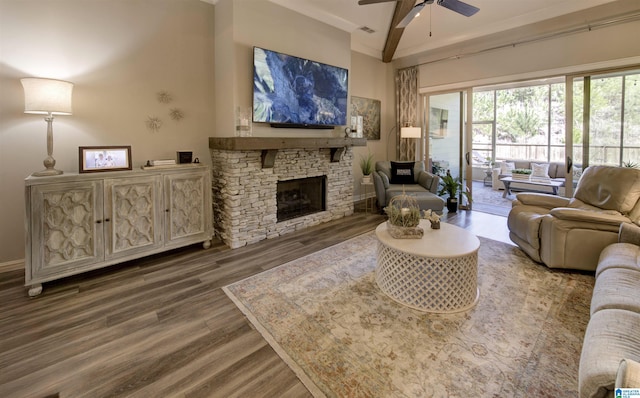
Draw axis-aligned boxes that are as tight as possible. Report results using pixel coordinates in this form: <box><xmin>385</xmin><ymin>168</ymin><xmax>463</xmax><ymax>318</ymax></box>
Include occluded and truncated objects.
<box><xmin>573</xmin><ymin>166</ymin><xmax>583</xmax><ymax>180</ymax></box>
<box><xmin>500</xmin><ymin>161</ymin><xmax>515</xmax><ymax>174</ymax></box>
<box><xmin>531</xmin><ymin>163</ymin><xmax>550</xmax><ymax>178</ymax></box>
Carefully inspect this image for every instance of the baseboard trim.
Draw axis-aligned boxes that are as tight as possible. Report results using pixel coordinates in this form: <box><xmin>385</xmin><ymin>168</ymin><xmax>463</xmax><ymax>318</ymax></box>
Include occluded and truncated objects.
<box><xmin>0</xmin><ymin>259</ymin><xmax>24</xmax><ymax>273</ymax></box>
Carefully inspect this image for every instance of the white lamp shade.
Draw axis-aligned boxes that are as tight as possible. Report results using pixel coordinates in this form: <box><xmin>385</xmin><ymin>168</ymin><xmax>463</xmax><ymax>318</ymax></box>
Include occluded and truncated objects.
<box><xmin>21</xmin><ymin>78</ymin><xmax>73</xmax><ymax>115</ymax></box>
<box><xmin>400</xmin><ymin>126</ymin><xmax>421</xmax><ymax>139</ymax></box>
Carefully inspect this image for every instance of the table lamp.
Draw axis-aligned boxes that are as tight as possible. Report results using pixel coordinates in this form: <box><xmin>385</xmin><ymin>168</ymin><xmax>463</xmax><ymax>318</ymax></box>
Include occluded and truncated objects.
<box><xmin>21</xmin><ymin>77</ymin><xmax>74</xmax><ymax>176</ymax></box>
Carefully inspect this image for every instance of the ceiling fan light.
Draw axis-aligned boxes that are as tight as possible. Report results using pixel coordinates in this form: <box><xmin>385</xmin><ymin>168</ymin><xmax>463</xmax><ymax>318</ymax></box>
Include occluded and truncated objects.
<box><xmin>396</xmin><ymin>2</ymin><xmax>427</xmax><ymax>29</ymax></box>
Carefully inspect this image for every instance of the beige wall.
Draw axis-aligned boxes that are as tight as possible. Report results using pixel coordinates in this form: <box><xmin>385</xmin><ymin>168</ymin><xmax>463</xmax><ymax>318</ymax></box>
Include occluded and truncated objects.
<box><xmin>0</xmin><ymin>0</ymin><xmax>390</xmax><ymax>264</ymax></box>
<box><xmin>350</xmin><ymin>51</ymin><xmax>395</xmax><ymax>200</ymax></box>
<box><xmin>0</xmin><ymin>0</ymin><xmax>216</xmax><ymax>263</ymax></box>
<box><xmin>213</xmin><ymin>0</ymin><xmax>352</xmax><ymax>138</ymax></box>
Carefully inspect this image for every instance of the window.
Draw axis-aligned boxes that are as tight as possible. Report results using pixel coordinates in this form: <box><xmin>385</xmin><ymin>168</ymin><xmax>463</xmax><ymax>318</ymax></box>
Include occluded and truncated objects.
<box><xmin>473</xmin><ymin>70</ymin><xmax>639</xmax><ymax>167</ymax></box>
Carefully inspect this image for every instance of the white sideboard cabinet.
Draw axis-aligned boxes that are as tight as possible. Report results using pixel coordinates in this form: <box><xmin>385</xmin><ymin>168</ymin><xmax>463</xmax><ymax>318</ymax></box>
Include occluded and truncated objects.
<box><xmin>25</xmin><ymin>164</ymin><xmax>213</xmax><ymax>297</ymax></box>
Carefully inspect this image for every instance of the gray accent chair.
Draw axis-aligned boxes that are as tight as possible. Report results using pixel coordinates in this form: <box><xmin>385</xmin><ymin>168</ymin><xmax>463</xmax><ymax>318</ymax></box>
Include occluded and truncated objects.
<box><xmin>372</xmin><ymin>161</ymin><xmax>445</xmax><ymax>214</ymax></box>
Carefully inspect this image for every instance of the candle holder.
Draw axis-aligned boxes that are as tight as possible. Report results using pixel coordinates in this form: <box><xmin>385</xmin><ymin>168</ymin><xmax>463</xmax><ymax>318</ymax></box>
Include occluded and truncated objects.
<box><xmin>235</xmin><ymin>107</ymin><xmax>252</xmax><ymax>137</ymax></box>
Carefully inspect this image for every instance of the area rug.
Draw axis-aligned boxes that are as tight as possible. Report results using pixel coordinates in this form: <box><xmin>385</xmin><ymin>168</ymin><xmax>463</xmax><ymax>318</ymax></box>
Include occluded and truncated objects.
<box><xmin>223</xmin><ymin>231</ymin><xmax>594</xmax><ymax>397</ymax></box>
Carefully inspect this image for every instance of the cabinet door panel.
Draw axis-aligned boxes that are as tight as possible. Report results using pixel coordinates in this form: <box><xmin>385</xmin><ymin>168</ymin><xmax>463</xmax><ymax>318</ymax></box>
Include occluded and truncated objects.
<box><xmin>30</xmin><ymin>181</ymin><xmax>103</xmax><ymax>279</ymax></box>
<box><xmin>104</xmin><ymin>176</ymin><xmax>163</xmax><ymax>259</ymax></box>
<box><xmin>164</xmin><ymin>171</ymin><xmax>211</xmax><ymax>246</ymax></box>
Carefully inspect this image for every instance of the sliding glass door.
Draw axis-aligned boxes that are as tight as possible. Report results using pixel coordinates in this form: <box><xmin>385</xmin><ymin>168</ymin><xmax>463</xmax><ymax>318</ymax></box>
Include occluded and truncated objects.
<box><xmin>567</xmin><ymin>68</ymin><xmax>640</xmax><ymax>195</ymax></box>
<box><xmin>425</xmin><ymin>90</ymin><xmax>472</xmax><ymax>209</ymax></box>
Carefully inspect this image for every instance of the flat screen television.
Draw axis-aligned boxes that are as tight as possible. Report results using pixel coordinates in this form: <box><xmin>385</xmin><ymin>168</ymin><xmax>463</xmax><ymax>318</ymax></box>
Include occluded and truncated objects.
<box><xmin>252</xmin><ymin>46</ymin><xmax>348</xmax><ymax>129</ymax></box>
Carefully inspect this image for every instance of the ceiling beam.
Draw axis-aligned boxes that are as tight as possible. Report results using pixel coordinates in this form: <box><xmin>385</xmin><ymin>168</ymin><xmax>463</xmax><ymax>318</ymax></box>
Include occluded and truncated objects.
<box><xmin>382</xmin><ymin>0</ymin><xmax>416</xmax><ymax>63</ymax></box>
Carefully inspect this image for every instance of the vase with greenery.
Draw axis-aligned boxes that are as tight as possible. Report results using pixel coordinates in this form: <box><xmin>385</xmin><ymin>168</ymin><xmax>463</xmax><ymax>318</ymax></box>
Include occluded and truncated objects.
<box><xmin>437</xmin><ymin>171</ymin><xmax>472</xmax><ymax>213</ymax></box>
<box><xmin>360</xmin><ymin>152</ymin><xmax>374</xmax><ymax>183</ymax></box>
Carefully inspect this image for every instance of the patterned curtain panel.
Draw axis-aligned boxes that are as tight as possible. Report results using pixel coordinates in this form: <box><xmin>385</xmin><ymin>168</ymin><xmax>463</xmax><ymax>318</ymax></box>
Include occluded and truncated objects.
<box><xmin>395</xmin><ymin>67</ymin><xmax>418</xmax><ymax>161</ymax></box>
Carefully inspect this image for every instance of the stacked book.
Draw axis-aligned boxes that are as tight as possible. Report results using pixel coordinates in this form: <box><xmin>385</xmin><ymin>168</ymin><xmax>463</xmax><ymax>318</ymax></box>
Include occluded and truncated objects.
<box><xmin>150</xmin><ymin>159</ymin><xmax>176</xmax><ymax>166</ymax></box>
<box><xmin>142</xmin><ymin>159</ymin><xmax>178</xmax><ymax>170</ymax></box>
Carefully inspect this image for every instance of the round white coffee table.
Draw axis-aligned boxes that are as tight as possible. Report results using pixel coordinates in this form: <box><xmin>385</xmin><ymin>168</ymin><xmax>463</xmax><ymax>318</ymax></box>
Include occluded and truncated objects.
<box><xmin>375</xmin><ymin>220</ymin><xmax>480</xmax><ymax>313</ymax></box>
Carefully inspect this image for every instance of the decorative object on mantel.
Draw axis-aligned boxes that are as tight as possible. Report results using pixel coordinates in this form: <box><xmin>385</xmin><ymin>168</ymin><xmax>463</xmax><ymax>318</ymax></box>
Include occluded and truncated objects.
<box><xmin>423</xmin><ymin>209</ymin><xmax>441</xmax><ymax>229</ymax></box>
<box><xmin>146</xmin><ymin>115</ymin><xmax>162</xmax><ymax>133</ymax></box>
<box><xmin>349</xmin><ymin>104</ymin><xmax>363</xmax><ymax>138</ymax></box>
<box><xmin>20</xmin><ymin>77</ymin><xmax>74</xmax><ymax>176</ymax></box>
<box><xmin>235</xmin><ymin>106</ymin><xmax>252</xmax><ymax>137</ymax></box>
<box><xmin>384</xmin><ymin>191</ymin><xmax>423</xmax><ymax>238</ymax></box>
<box><xmin>359</xmin><ymin>151</ymin><xmax>374</xmax><ymax>183</ymax></box>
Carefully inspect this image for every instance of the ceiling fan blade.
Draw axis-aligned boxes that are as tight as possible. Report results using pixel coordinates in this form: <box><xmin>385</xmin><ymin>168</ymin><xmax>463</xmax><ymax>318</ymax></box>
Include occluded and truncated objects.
<box><xmin>358</xmin><ymin>0</ymin><xmax>397</xmax><ymax>5</ymax></box>
<box><xmin>437</xmin><ymin>0</ymin><xmax>479</xmax><ymax>17</ymax></box>
<box><xmin>396</xmin><ymin>1</ymin><xmax>427</xmax><ymax>29</ymax></box>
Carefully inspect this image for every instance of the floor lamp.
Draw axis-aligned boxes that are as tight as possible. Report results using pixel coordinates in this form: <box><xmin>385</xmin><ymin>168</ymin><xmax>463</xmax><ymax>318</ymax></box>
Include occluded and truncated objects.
<box><xmin>400</xmin><ymin>126</ymin><xmax>421</xmax><ymax>161</ymax></box>
<box><xmin>21</xmin><ymin>77</ymin><xmax>74</xmax><ymax>176</ymax></box>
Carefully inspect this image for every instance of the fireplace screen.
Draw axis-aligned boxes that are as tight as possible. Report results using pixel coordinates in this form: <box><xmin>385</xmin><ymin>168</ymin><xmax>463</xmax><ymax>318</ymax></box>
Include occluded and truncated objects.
<box><xmin>277</xmin><ymin>176</ymin><xmax>326</xmax><ymax>222</ymax></box>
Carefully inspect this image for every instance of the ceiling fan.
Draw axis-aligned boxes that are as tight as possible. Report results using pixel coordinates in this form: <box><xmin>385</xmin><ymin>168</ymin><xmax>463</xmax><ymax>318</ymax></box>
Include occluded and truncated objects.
<box><xmin>358</xmin><ymin>0</ymin><xmax>479</xmax><ymax>28</ymax></box>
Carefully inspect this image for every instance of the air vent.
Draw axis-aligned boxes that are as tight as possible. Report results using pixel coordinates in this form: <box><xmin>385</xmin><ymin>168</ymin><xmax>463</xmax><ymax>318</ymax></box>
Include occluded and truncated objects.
<box><xmin>359</xmin><ymin>26</ymin><xmax>376</xmax><ymax>34</ymax></box>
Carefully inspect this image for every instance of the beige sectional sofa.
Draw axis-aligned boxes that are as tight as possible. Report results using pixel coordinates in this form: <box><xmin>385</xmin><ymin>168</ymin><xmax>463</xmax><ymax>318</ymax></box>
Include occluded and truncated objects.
<box><xmin>579</xmin><ymin>222</ymin><xmax>640</xmax><ymax>398</ymax></box>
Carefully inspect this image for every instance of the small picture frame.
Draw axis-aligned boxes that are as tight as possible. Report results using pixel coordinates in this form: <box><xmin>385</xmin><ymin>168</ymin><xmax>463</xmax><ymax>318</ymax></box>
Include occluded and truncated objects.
<box><xmin>79</xmin><ymin>146</ymin><xmax>132</xmax><ymax>173</ymax></box>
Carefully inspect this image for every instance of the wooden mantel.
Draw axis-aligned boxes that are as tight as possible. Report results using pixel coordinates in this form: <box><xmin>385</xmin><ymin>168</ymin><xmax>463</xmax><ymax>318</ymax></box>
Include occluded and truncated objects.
<box><xmin>209</xmin><ymin>137</ymin><xmax>367</xmax><ymax>168</ymax></box>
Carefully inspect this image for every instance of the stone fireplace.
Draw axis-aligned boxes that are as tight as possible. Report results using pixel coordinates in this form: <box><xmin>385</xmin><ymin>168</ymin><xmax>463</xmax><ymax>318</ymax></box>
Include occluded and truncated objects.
<box><xmin>209</xmin><ymin>137</ymin><xmax>365</xmax><ymax>248</ymax></box>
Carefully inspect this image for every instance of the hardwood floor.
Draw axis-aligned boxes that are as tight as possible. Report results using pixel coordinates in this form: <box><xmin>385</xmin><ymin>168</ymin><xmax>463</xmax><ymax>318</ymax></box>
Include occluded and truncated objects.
<box><xmin>0</xmin><ymin>208</ymin><xmax>511</xmax><ymax>397</ymax></box>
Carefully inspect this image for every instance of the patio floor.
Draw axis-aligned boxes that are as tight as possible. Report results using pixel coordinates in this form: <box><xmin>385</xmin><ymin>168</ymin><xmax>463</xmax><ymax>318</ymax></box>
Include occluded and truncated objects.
<box><xmin>471</xmin><ymin>180</ymin><xmax>513</xmax><ymax>217</ymax></box>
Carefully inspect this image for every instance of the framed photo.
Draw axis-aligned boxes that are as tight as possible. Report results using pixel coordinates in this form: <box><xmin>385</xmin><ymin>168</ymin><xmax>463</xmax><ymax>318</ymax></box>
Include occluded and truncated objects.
<box><xmin>79</xmin><ymin>146</ymin><xmax>132</xmax><ymax>173</ymax></box>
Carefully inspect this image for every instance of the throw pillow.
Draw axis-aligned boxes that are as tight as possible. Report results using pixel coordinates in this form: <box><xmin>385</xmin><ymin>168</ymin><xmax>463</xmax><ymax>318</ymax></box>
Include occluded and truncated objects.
<box><xmin>573</xmin><ymin>166</ymin><xmax>583</xmax><ymax>179</ymax></box>
<box><xmin>500</xmin><ymin>161</ymin><xmax>515</xmax><ymax>175</ymax></box>
<box><xmin>531</xmin><ymin>163</ymin><xmax>550</xmax><ymax>179</ymax></box>
<box><xmin>390</xmin><ymin>161</ymin><xmax>415</xmax><ymax>184</ymax></box>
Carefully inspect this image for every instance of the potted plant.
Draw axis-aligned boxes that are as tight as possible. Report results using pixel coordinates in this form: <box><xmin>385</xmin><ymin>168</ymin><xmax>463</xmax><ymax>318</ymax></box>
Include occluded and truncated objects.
<box><xmin>437</xmin><ymin>171</ymin><xmax>472</xmax><ymax>213</ymax></box>
<box><xmin>511</xmin><ymin>168</ymin><xmax>532</xmax><ymax>181</ymax></box>
<box><xmin>360</xmin><ymin>152</ymin><xmax>374</xmax><ymax>183</ymax></box>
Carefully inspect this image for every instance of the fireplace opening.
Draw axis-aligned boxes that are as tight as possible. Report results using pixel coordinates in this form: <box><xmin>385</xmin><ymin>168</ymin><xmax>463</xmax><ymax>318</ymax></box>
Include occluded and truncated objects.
<box><xmin>277</xmin><ymin>176</ymin><xmax>326</xmax><ymax>222</ymax></box>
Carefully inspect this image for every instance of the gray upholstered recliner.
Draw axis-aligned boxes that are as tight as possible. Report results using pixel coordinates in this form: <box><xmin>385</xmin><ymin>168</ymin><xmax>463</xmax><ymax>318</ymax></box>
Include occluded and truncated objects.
<box><xmin>507</xmin><ymin>165</ymin><xmax>640</xmax><ymax>271</ymax></box>
<box><xmin>372</xmin><ymin>161</ymin><xmax>445</xmax><ymax>214</ymax></box>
